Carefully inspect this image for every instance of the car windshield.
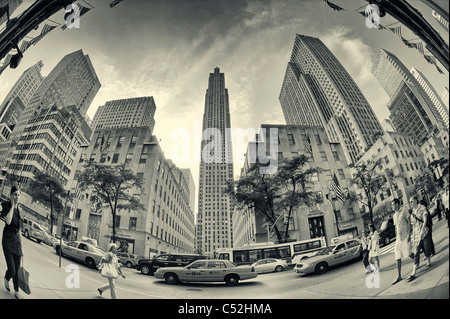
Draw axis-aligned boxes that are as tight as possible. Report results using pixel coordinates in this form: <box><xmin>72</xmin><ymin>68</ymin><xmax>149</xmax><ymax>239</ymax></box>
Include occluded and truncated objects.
<box><xmin>380</xmin><ymin>221</ymin><xmax>388</xmax><ymax>231</ymax></box>
<box><xmin>316</xmin><ymin>246</ymin><xmax>335</xmax><ymax>255</ymax></box>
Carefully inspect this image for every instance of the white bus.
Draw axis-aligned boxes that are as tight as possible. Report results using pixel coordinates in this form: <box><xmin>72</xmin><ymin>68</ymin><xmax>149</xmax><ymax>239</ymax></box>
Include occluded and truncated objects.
<box><xmin>216</xmin><ymin>237</ymin><xmax>327</xmax><ymax>266</ymax></box>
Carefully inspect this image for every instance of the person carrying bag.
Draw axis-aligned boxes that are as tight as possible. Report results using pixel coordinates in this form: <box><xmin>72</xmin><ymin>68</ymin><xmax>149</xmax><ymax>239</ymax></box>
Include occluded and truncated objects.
<box><xmin>97</xmin><ymin>243</ymin><xmax>125</xmax><ymax>299</ymax></box>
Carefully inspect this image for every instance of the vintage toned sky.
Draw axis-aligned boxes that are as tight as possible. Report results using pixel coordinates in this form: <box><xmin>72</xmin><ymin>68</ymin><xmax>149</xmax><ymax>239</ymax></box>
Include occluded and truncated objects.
<box><xmin>0</xmin><ymin>0</ymin><xmax>448</xmax><ymax>212</ymax></box>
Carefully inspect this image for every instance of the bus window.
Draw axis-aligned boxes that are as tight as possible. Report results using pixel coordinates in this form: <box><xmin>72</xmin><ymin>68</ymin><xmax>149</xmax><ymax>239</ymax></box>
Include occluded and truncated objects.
<box><xmin>233</xmin><ymin>251</ymin><xmax>247</xmax><ymax>263</ymax></box>
<box><xmin>263</xmin><ymin>248</ymin><xmax>277</xmax><ymax>258</ymax></box>
<box><xmin>248</xmin><ymin>249</ymin><xmax>262</xmax><ymax>263</ymax></box>
<box><xmin>278</xmin><ymin>246</ymin><xmax>291</xmax><ymax>258</ymax></box>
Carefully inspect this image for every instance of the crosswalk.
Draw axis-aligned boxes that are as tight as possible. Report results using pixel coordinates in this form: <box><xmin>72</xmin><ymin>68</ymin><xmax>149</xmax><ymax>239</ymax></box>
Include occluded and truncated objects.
<box><xmin>379</xmin><ymin>241</ymin><xmax>395</xmax><ymax>256</ymax></box>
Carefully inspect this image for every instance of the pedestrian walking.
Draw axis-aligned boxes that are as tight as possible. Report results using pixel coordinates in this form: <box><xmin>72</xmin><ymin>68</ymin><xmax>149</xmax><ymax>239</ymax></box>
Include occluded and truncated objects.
<box><xmin>360</xmin><ymin>230</ymin><xmax>370</xmax><ymax>274</ymax></box>
<box><xmin>0</xmin><ymin>186</ymin><xmax>26</xmax><ymax>299</ymax></box>
<box><xmin>408</xmin><ymin>195</ymin><xmax>432</xmax><ymax>282</ymax></box>
<box><xmin>391</xmin><ymin>198</ymin><xmax>413</xmax><ymax>285</ymax></box>
<box><xmin>433</xmin><ymin>193</ymin><xmax>443</xmax><ymax>221</ymax></box>
<box><xmin>368</xmin><ymin>223</ymin><xmax>380</xmax><ymax>273</ymax></box>
<box><xmin>420</xmin><ymin>199</ymin><xmax>435</xmax><ymax>257</ymax></box>
<box><xmin>442</xmin><ymin>186</ymin><xmax>449</xmax><ymax>228</ymax></box>
<box><xmin>97</xmin><ymin>243</ymin><xmax>125</xmax><ymax>299</ymax></box>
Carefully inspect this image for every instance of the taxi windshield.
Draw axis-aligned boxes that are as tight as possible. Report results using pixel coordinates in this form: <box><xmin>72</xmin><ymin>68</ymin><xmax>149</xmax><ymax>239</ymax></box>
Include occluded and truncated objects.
<box><xmin>316</xmin><ymin>246</ymin><xmax>335</xmax><ymax>255</ymax></box>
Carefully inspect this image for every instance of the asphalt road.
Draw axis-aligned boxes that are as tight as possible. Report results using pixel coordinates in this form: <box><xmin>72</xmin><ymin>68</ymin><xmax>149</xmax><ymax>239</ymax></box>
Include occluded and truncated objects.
<box><xmin>0</xmin><ymin>218</ymin><xmax>448</xmax><ymax>300</ymax></box>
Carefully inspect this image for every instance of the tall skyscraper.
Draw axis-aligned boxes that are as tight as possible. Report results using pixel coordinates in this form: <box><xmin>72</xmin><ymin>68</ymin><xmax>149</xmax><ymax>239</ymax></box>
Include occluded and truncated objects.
<box><xmin>197</xmin><ymin>67</ymin><xmax>234</xmax><ymax>255</ymax></box>
<box><xmin>411</xmin><ymin>67</ymin><xmax>449</xmax><ymax>128</ymax></box>
<box><xmin>91</xmin><ymin>96</ymin><xmax>156</xmax><ymax>133</ymax></box>
<box><xmin>279</xmin><ymin>34</ymin><xmax>383</xmax><ymax>164</ymax></box>
<box><xmin>3</xmin><ymin>50</ymin><xmax>100</xmax><ymax>189</ymax></box>
<box><xmin>372</xmin><ymin>49</ymin><xmax>446</xmax><ymax>135</ymax></box>
<box><xmin>0</xmin><ymin>61</ymin><xmax>44</xmax><ymax>172</ymax></box>
<box><xmin>11</xmin><ymin>50</ymin><xmax>100</xmax><ymax>144</ymax></box>
<box><xmin>0</xmin><ymin>60</ymin><xmax>44</xmax><ymax>117</ymax></box>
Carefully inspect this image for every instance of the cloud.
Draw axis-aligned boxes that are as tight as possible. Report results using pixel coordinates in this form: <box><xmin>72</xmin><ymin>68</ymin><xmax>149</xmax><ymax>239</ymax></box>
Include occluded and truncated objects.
<box><xmin>321</xmin><ymin>27</ymin><xmax>376</xmax><ymax>85</ymax></box>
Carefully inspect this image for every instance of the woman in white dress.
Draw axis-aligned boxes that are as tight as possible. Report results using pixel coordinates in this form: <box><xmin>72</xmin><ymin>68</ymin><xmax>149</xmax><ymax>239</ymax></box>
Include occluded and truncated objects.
<box><xmin>368</xmin><ymin>223</ymin><xmax>380</xmax><ymax>273</ymax></box>
<box><xmin>97</xmin><ymin>243</ymin><xmax>125</xmax><ymax>299</ymax></box>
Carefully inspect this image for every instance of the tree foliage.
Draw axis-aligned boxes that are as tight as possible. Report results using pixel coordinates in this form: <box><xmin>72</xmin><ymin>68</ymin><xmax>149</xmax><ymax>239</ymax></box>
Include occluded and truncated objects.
<box><xmin>77</xmin><ymin>161</ymin><xmax>145</xmax><ymax>242</ymax></box>
<box><xmin>28</xmin><ymin>171</ymin><xmax>68</xmax><ymax>233</ymax></box>
<box><xmin>347</xmin><ymin>158</ymin><xmax>395</xmax><ymax>223</ymax></box>
<box><xmin>226</xmin><ymin>155</ymin><xmax>322</xmax><ymax>243</ymax></box>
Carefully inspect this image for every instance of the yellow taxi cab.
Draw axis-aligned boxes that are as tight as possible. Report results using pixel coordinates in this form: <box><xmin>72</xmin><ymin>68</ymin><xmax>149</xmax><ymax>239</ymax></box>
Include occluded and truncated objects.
<box><xmin>155</xmin><ymin>259</ymin><xmax>257</xmax><ymax>286</ymax></box>
<box><xmin>294</xmin><ymin>238</ymin><xmax>362</xmax><ymax>275</ymax></box>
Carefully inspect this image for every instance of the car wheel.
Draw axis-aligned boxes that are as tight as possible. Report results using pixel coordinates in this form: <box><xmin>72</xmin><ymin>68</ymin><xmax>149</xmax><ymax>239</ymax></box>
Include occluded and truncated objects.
<box><xmin>275</xmin><ymin>265</ymin><xmax>283</xmax><ymax>272</ymax></box>
<box><xmin>315</xmin><ymin>262</ymin><xmax>329</xmax><ymax>275</ymax></box>
<box><xmin>126</xmin><ymin>261</ymin><xmax>133</xmax><ymax>268</ymax></box>
<box><xmin>141</xmin><ymin>264</ymin><xmax>152</xmax><ymax>275</ymax></box>
<box><xmin>86</xmin><ymin>257</ymin><xmax>96</xmax><ymax>269</ymax></box>
<box><xmin>36</xmin><ymin>239</ymin><xmax>42</xmax><ymax>244</ymax></box>
<box><xmin>164</xmin><ymin>273</ymin><xmax>179</xmax><ymax>285</ymax></box>
<box><xmin>384</xmin><ymin>236</ymin><xmax>390</xmax><ymax>246</ymax></box>
<box><xmin>225</xmin><ymin>274</ymin><xmax>240</xmax><ymax>286</ymax></box>
<box><xmin>25</xmin><ymin>230</ymin><xmax>30</xmax><ymax>239</ymax></box>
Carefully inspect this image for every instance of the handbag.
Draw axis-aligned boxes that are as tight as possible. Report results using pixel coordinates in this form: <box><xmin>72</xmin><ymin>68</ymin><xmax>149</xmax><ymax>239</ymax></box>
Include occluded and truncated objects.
<box><xmin>100</xmin><ymin>253</ymin><xmax>119</xmax><ymax>279</ymax></box>
<box><xmin>18</xmin><ymin>257</ymin><xmax>31</xmax><ymax>295</ymax></box>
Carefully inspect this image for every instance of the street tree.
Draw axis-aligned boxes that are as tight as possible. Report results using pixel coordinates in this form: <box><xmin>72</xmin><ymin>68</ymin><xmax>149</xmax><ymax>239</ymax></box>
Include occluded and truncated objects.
<box><xmin>28</xmin><ymin>170</ymin><xmax>68</xmax><ymax>233</ymax></box>
<box><xmin>414</xmin><ymin>169</ymin><xmax>439</xmax><ymax>204</ymax></box>
<box><xmin>347</xmin><ymin>159</ymin><xmax>394</xmax><ymax>224</ymax></box>
<box><xmin>76</xmin><ymin>161</ymin><xmax>145</xmax><ymax>243</ymax></box>
<box><xmin>226</xmin><ymin>154</ymin><xmax>322</xmax><ymax>243</ymax></box>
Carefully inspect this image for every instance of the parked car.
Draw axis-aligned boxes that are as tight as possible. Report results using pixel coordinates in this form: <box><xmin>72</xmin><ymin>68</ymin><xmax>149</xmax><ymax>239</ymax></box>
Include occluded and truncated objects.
<box><xmin>21</xmin><ymin>218</ymin><xmax>45</xmax><ymax>243</ymax></box>
<box><xmin>294</xmin><ymin>238</ymin><xmax>362</xmax><ymax>275</ymax></box>
<box><xmin>251</xmin><ymin>258</ymin><xmax>288</xmax><ymax>273</ymax></box>
<box><xmin>43</xmin><ymin>231</ymin><xmax>60</xmax><ymax>246</ymax></box>
<box><xmin>378</xmin><ymin>218</ymin><xmax>396</xmax><ymax>246</ymax></box>
<box><xmin>53</xmin><ymin>240</ymin><xmax>105</xmax><ymax>269</ymax></box>
<box><xmin>137</xmin><ymin>253</ymin><xmax>207</xmax><ymax>275</ymax></box>
<box><xmin>154</xmin><ymin>259</ymin><xmax>258</xmax><ymax>286</ymax></box>
<box><xmin>118</xmin><ymin>252</ymin><xmax>144</xmax><ymax>268</ymax></box>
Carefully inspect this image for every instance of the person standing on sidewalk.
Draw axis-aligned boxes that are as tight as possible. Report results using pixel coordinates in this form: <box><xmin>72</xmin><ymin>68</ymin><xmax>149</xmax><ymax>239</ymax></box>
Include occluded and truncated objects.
<box><xmin>408</xmin><ymin>195</ymin><xmax>432</xmax><ymax>282</ymax></box>
<box><xmin>97</xmin><ymin>243</ymin><xmax>125</xmax><ymax>299</ymax></box>
<box><xmin>368</xmin><ymin>224</ymin><xmax>380</xmax><ymax>273</ymax></box>
<box><xmin>442</xmin><ymin>186</ymin><xmax>449</xmax><ymax>228</ymax></box>
<box><xmin>0</xmin><ymin>186</ymin><xmax>26</xmax><ymax>299</ymax></box>
<box><xmin>360</xmin><ymin>230</ymin><xmax>370</xmax><ymax>274</ymax></box>
<box><xmin>391</xmin><ymin>198</ymin><xmax>413</xmax><ymax>285</ymax></box>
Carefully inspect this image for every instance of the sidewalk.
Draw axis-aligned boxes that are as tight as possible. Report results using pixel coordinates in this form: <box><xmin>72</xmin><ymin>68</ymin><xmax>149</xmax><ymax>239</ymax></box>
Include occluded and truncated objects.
<box><xmin>373</xmin><ymin>218</ymin><xmax>449</xmax><ymax>299</ymax></box>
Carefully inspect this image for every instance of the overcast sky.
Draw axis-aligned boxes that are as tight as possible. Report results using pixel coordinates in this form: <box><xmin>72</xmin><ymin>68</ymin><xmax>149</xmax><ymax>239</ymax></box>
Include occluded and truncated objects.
<box><xmin>1</xmin><ymin>0</ymin><xmax>448</xmax><ymax>213</ymax></box>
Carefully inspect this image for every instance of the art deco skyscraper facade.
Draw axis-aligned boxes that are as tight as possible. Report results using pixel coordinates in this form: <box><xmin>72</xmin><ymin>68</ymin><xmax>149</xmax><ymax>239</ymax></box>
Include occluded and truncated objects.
<box><xmin>411</xmin><ymin>67</ymin><xmax>449</xmax><ymax>128</ymax></box>
<box><xmin>371</xmin><ymin>49</ymin><xmax>446</xmax><ymax>137</ymax></box>
<box><xmin>280</xmin><ymin>34</ymin><xmax>383</xmax><ymax>164</ymax></box>
<box><xmin>3</xmin><ymin>50</ymin><xmax>100</xmax><ymax>189</ymax></box>
<box><xmin>197</xmin><ymin>67</ymin><xmax>234</xmax><ymax>255</ymax></box>
<box><xmin>11</xmin><ymin>50</ymin><xmax>101</xmax><ymax>143</ymax></box>
<box><xmin>91</xmin><ymin>96</ymin><xmax>156</xmax><ymax>133</ymax></box>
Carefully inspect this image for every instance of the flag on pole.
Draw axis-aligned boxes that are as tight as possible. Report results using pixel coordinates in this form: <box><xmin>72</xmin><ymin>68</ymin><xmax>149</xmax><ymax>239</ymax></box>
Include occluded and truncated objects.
<box><xmin>388</xmin><ymin>26</ymin><xmax>402</xmax><ymax>38</ymax></box>
<box><xmin>411</xmin><ymin>42</ymin><xmax>424</xmax><ymax>56</ymax></box>
<box><xmin>304</xmin><ymin>135</ymin><xmax>313</xmax><ymax>155</ymax></box>
<box><xmin>110</xmin><ymin>0</ymin><xmax>125</xmax><ymax>8</ymax></box>
<box><xmin>323</xmin><ymin>0</ymin><xmax>344</xmax><ymax>11</ymax></box>
<box><xmin>331</xmin><ymin>173</ymin><xmax>345</xmax><ymax>202</ymax></box>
